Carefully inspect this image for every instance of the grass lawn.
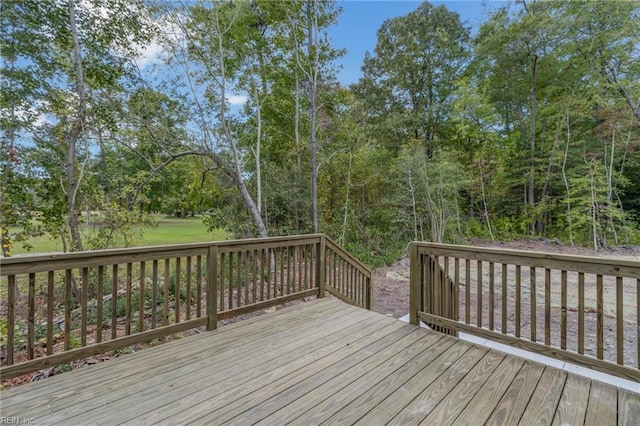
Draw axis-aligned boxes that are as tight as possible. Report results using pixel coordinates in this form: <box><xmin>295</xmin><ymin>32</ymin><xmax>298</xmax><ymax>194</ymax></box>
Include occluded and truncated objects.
<box><xmin>10</xmin><ymin>215</ymin><xmax>228</xmax><ymax>255</ymax></box>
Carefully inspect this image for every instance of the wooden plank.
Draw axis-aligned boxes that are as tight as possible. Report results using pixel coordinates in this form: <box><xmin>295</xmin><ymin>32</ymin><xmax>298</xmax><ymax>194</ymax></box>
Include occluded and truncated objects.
<box><xmin>42</xmin><ymin>304</ymin><xmax>368</xmax><ymax>423</ymax></box>
<box><xmin>409</xmin><ymin>244</ymin><xmax>421</xmax><ymax>325</ymax></box>
<box><xmin>112</xmin><ymin>265</ymin><xmax>118</xmax><ymax>339</ymax></box>
<box><xmin>192</xmin><ymin>325</ymin><xmax>418</xmax><ymax>425</ymax></box>
<box><xmin>258</xmin><ymin>330</ymin><xmax>450</xmax><ymax>425</ymax></box>
<box><xmin>2</xmin><ymin>300</ymin><xmax>350</xmax><ymax>411</ymax></box>
<box><xmin>618</xmin><ymin>388</ymin><xmax>640</xmax><ymax>426</ymax></box>
<box><xmin>151</xmin><ymin>260</ymin><xmax>158</xmax><ymax>329</ymax></box>
<box><xmin>518</xmin><ymin>367</ymin><xmax>567</xmax><ymax>425</ymax></box>
<box><xmin>96</xmin><ymin>266</ymin><xmax>103</xmax><ymax>343</ymax></box>
<box><xmin>451</xmin><ymin>355</ymin><xmax>525</xmax><ymax>425</ymax></box>
<box><xmin>125</xmin><ymin>263</ymin><xmax>132</xmax><ymax>335</ymax></box>
<box><xmin>216</xmin><ymin>289</ymin><xmax>318</xmax><ymax>320</ymax></box>
<box><xmin>319</xmin><ymin>336</ymin><xmax>460</xmax><ymax>425</ymax></box>
<box><xmin>354</xmin><ymin>342</ymin><xmax>483</xmax><ymax>426</ymax></box>
<box><xmin>465</xmin><ymin>259</ymin><xmax>470</xmax><ymax>324</ymax></box>
<box><xmin>81</xmin><ymin>267</ymin><xmax>88</xmax><ymax>347</ymax></box>
<box><xmin>484</xmin><ymin>361</ymin><xmax>545</xmax><ymax>426</ymax></box>
<box><xmin>121</xmin><ymin>312</ymin><xmax>398</xmax><ymax>425</ymax></box>
<box><xmin>583</xmin><ymin>380</ymin><xmax>617</xmax><ymax>426</ymax></box>
<box><xmin>551</xmin><ymin>373</ymin><xmax>591</xmax><ymax>425</ymax></box>
<box><xmin>418</xmin><ymin>350</ymin><xmax>507</xmax><ymax>425</ymax></box>
<box><xmin>226</xmin><ymin>328</ymin><xmax>427</xmax><ymax>425</ymax></box>
<box><xmin>185</xmin><ymin>256</ymin><xmax>192</xmax><ymax>320</ymax></box>
<box><xmin>417</xmin><ymin>312</ymin><xmax>640</xmax><ymax>382</ymax></box>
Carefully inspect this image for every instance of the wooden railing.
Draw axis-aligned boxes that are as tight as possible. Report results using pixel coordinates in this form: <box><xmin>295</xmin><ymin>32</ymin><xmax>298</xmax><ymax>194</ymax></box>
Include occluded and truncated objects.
<box><xmin>325</xmin><ymin>238</ymin><xmax>372</xmax><ymax>310</ymax></box>
<box><xmin>409</xmin><ymin>242</ymin><xmax>640</xmax><ymax>382</ymax></box>
<box><xmin>0</xmin><ymin>234</ymin><xmax>372</xmax><ymax>380</ymax></box>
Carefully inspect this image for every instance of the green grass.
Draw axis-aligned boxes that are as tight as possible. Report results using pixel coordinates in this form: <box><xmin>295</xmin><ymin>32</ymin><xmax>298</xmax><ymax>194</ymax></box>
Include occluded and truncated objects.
<box><xmin>11</xmin><ymin>215</ymin><xmax>228</xmax><ymax>255</ymax></box>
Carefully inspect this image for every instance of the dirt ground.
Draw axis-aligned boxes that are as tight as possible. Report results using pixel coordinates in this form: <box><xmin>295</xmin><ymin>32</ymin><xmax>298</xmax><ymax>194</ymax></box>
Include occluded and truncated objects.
<box><xmin>372</xmin><ymin>238</ymin><xmax>640</xmax><ymax>367</ymax></box>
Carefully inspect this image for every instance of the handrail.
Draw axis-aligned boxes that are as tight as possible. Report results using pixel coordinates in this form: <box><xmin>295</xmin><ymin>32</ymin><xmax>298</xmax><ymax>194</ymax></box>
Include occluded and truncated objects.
<box><xmin>0</xmin><ymin>234</ymin><xmax>372</xmax><ymax>380</ymax></box>
<box><xmin>409</xmin><ymin>242</ymin><xmax>640</xmax><ymax>382</ymax></box>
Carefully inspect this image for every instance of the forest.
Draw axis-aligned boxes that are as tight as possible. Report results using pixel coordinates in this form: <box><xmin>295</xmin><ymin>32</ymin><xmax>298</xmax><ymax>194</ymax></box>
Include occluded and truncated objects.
<box><xmin>1</xmin><ymin>0</ymin><xmax>639</xmax><ymax>264</ymax></box>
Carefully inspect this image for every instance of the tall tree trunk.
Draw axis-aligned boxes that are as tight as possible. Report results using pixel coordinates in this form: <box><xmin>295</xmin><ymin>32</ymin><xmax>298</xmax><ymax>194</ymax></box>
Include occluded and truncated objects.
<box><xmin>66</xmin><ymin>0</ymin><xmax>85</xmax><ymax>252</ymax></box>
<box><xmin>307</xmin><ymin>0</ymin><xmax>319</xmax><ymax>233</ymax></box>
<box><xmin>528</xmin><ymin>52</ymin><xmax>537</xmax><ymax>235</ymax></box>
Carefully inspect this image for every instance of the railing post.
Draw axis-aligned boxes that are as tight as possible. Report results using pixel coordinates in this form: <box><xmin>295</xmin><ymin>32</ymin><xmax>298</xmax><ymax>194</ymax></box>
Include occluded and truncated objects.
<box><xmin>409</xmin><ymin>243</ymin><xmax>420</xmax><ymax>326</ymax></box>
<box><xmin>317</xmin><ymin>235</ymin><xmax>326</xmax><ymax>298</ymax></box>
<box><xmin>207</xmin><ymin>245</ymin><xmax>218</xmax><ymax>330</ymax></box>
<box><xmin>366</xmin><ymin>276</ymin><xmax>373</xmax><ymax>310</ymax></box>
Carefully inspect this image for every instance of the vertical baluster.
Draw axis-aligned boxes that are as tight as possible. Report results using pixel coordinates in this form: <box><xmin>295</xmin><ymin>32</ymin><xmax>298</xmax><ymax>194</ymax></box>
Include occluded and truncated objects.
<box><xmin>111</xmin><ymin>265</ymin><xmax>118</xmax><ymax>339</ymax></box>
<box><xmin>616</xmin><ymin>276</ymin><xmax>623</xmax><ymax>365</ymax></box>
<box><xmin>454</xmin><ymin>258</ymin><xmax>460</xmax><ymax>322</ymax></box>
<box><xmin>252</xmin><ymin>249</ymin><xmax>258</xmax><ymax>303</ymax></box>
<box><xmin>126</xmin><ymin>263</ymin><xmax>132</xmax><ymax>335</ymax></box>
<box><xmin>561</xmin><ymin>270</ymin><xmax>567</xmax><ymax>350</ymax></box>
<box><xmin>7</xmin><ymin>275</ymin><xmax>15</xmax><ymax>365</ymax></box>
<box><xmin>196</xmin><ymin>256</ymin><xmax>202</xmax><ymax>317</ymax></box>
<box><xmin>97</xmin><ymin>266</ymin><xmax>103</xmax><ymax>343</ymax></box>
<box><xmin>578</xmin><ymin>272</ymin><xmax>585</xmax><ymax>355</ymax></box>
<box><xmin>81</xmin><ymin>267</ymin><xmax>88</xmax><ymax>346</ymax></box>
<box><xmin>267</xmin><ymin>249</ymin><xmax>272</xmax><ymax>300</ymax></box>
<box><xmin>530</xmin><ymin>267</ymin><xmax>536</xmax><ymax>342</ymax></box>
<box><xmin>443</xmin><ymin>257</ymin><xmax>450</xmax><ymax>320</ymax></box>
<box><xmin>186</xmin><ymin>257</ymin><xmax>192</xmax><ymax>320</ymax></box>
<box><xmin>230</xmin><ymin>252</ymin><xmax>235</xmax><ymax>308</ymax></box>
<box><xmin>238</xmin><ymin>251</ymin><xmax>243</xmax><ymax>307</ymax></box>
<box><xmin>139</xmin><ymin>261</ymin><xmax>145</xmax><ymax>332</ymax></box>
<box><xmin>163</xmin><ymin>259</ymin><xmax>170</xmax><ymax>326</ymax></box>
<box><xmin>260</xmin><ymin>249</ymin><xmax>265</xmax><ymax>301</ymax></box>
<box><xmin>244</xmin><ymin>251</ymin><xmax>249</xmax><ymax>304</ymax></box>
<box><xmin>502</xmin><ymin>264</ymin><xmax>507</xmax><ymax>334</ymax></box>
<box><xmin>28</xmin><ymin>273</ymin><xmax>35</xmax><ymax>359</ymax></box>
<box><xmin>515</xmin><ymin>265</ymin><xmax>521</xmax><ymax>338</ymax></box>
<box><xmin>286</xmin><ymin>247</ymin><xmax>292</xmax><ymax>295</ymax></box>
<box><xmin>489</xmin><ymin>262</ymin><xmax>494</xmax><ymax>331</ymax></box>
<box><xmin>597</xmin><ymin>274</ymin><xmax>603</xmax><ymax>359</ymax></box>
<box><xmin>465</xmin><ymin>259</ymin><xmax>470</xmax><ymax>324</ymax></box>
<box><xmin>175</xmin><ymin>258</ymin><xmax>181</xmax><ymax>323</ymax></box>
<box><xmin>433</xmin><ymin>256</ymin><xmax>440</xmax><ymax>318</ymax></box>
<box><xmin>47</xmin><ymin>271</ymin><xmax>54</xmax><ymax>354</ymax></box>
<box><xmin>477</xmin><ymin>261</ymin><xmax>482</xmax><ymax>328</ymax></box>
<box><xmin>545</xmin><ymin>268</ymin><xmax>551</xmax><ymax>346</ymax></box>
<box><xmin>152</xmin><ymin>260</ymin><xmax>158</xmax><ymax>328</ymax></box>
<box><xmin>287</xmin><ymin>246</ymin><xmax>302</xmax><ymax>293</ymax></box>
<box><xmin>637</xmin><ymin>279</ymin><xmax>639</xmax><ymax>368</ymax></box>
<box><xmin>279</xmin><ymin>248</ymin><xmax>285</xmax><ymax>297</ymax></box>
<box><xmin>65</xmin><ymin>269</ymin><xmax>72</xmax><ymax>350</ymax></box>
<box><xmin>219</xmin><ymin>253</ymin><xmax>226</xmax><ymax>311</ymax></box>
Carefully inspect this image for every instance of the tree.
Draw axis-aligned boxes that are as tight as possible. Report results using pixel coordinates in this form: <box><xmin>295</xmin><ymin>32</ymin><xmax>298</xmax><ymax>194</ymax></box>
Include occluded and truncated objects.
<box><xmin>355</xmin><ymin>1</ymin><xmax>470</xmax><ymax>155</ymax></box>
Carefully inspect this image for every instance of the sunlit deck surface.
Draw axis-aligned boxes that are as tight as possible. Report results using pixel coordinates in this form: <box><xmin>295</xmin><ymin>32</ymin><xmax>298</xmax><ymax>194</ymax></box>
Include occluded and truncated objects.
<box><xmin>2</xmin><ymin>298</ymin><xmax>639</xmax><ymax>425</ymax></box>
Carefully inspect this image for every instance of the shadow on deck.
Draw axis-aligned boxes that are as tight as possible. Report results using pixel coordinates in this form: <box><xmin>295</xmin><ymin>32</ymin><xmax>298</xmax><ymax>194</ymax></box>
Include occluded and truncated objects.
<box><xmin>2</xmin><ymin>298</ymin><xmax>639</xmax><ymax>425</ymax></box>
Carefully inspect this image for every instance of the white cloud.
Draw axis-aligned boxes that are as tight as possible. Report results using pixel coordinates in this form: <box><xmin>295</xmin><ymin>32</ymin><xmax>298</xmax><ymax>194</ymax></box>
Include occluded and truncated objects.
<box><xmin>134</xmin><ymin>41</ymin><xmax>167</xmax><ymax>69</ymax></box>
<box><xmin>227</xmin><ymin>95</ymin><xmax>248</xmax><ymax>106</ymax></box>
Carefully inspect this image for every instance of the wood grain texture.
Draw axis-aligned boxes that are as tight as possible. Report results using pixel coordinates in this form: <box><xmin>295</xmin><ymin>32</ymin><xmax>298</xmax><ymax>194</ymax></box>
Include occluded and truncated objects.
<box><xmin>583</xmin><ymin>380</ymin><xmax>617</xmax><ymax>426</ymax></box>
<box><xmin>518</xmin><ymin>367</ymin><xmax>567</xmax><ymax>425</ymax></box>
<box><xmin>618</xmin><ymin>388</ymin><xmax>640</xmax><ymax>426</ymax></box>
<box><xmin>484</xmin><ymin>361</ymin><xmax>545</xmax><ymax>426</ymax></box>
<box><xmin>552</xmin><ymin>373</ymin><xmax>591</xmax><ymax>425</ymax></box>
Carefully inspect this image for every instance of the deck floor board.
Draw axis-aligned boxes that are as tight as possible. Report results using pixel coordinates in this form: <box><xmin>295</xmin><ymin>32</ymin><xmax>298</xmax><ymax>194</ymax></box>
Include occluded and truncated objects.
<box><xmin>1</xmin><ymin>298</ymin><xmax>638</xmax><ymax>425</ymax></box>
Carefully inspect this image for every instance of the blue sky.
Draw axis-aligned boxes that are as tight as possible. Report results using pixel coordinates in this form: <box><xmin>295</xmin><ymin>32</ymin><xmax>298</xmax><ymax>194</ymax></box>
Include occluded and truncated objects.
<box><xmin>330</xmin><ymin>1</ymin><xmax>508</xmax><ymax>85</ymax></box>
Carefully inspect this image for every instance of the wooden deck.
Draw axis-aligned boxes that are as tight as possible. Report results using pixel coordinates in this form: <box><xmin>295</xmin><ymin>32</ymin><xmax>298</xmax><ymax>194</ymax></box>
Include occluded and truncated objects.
<box><xmin>1</xmin><ymin>298</ymin><xmax>639</xmax><ymax>425</ymax></box>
